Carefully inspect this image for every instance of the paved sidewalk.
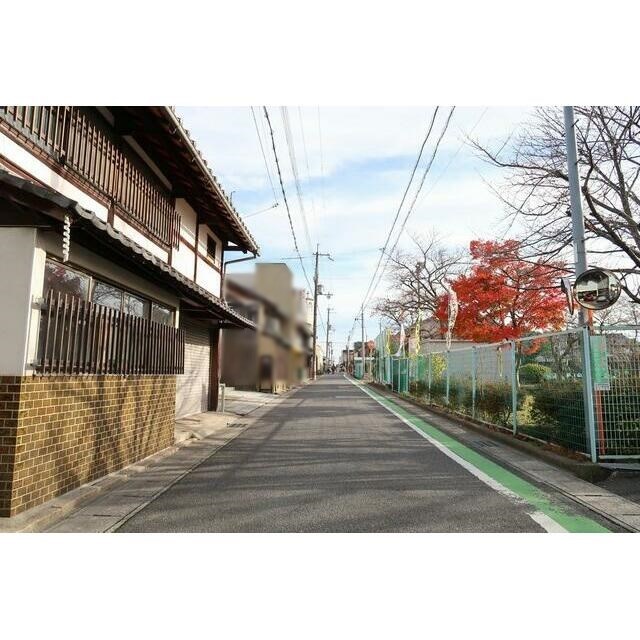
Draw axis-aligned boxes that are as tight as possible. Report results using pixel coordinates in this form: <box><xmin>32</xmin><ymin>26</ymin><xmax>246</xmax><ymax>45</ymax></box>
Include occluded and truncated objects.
<box><xmin>175</xmin><ymin>389</ymin><xmax>280</xmax><ymax>443</ymax></box>
<box><xmin>0</xmin><ymin>388</ymin><xmax>284</xmax><ymax>533</ymax></box>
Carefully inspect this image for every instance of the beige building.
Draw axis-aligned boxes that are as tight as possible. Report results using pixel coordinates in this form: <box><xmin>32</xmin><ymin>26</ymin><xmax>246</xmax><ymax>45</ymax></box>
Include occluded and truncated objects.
<box><xmin>222</xmin><ymin>264</ymin><xmax>313</xmax><ymax>393</ymax></box>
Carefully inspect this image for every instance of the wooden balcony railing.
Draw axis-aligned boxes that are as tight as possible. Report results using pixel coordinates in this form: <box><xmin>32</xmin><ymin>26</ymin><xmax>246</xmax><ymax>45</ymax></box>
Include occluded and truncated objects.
<box><xmin>36</xmin><ymin>289</ymin><xmax>185</xmax><ymax>376</ymax></box>
<box><xmin>0</xmin><ymin>106</ymin><xmax>180</xmax><ymax>249</ymax></box>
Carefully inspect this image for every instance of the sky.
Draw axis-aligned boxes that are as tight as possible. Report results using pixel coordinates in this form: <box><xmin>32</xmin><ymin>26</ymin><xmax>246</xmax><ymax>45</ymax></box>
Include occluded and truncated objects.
<box><xmin>177</xmin><ymin>106</ymin><xmax>534</xmax><ymax>359</ymax></box>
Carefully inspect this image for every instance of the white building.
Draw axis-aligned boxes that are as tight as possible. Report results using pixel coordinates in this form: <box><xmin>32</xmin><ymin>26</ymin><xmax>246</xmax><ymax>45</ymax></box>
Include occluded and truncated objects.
<box><xmin>0</xmin><ymin>106</ymin><xmax>258</xmax><ymax>517</ymax></box>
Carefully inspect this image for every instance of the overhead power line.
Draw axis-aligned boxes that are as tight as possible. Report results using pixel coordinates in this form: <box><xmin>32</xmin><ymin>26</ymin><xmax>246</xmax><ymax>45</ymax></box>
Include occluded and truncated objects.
<box><xmin>415</xmin><ymin>107</ymin><xmax>488</xmax><ymax>211</ymax></box>
<box><xmin>244</xmin><ymin>203</ymin><xmax>280</xmax><ymax>218</ymax></box>
<box><xmin>250</xmin><ymin>106</ymin><xmax>278</xmax><ymax>203</ymax></box>
<box><xmin>356</xmin><ymin>107</ymin><xmax>441</xmax><ymax>316</ymax></box>
<box><xmin>297</xmin><ymin>107</ymin><xmax>318</xmax><ymax>238</ymax></box>
<box><xmin>281</xmin><ymin>107</ymin><xmax>314</xmax><ymax>254</ymax></box>
<box><xmin>317</xmin><ymin>107</ymin><xmax>327</xmax><ymax>214</ymax></box>
<box><xmin>365</xmin><ymin>107</ymin><xmax>456</xmax><ymax>309</ymax></box>
<box><xmin>262</xmin><ymin>107</ymin><xmax>313</xmax><ymax>293</ymax></box>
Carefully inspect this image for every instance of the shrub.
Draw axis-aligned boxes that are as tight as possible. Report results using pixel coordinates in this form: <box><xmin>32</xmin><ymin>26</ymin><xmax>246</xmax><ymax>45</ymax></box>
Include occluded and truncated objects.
<box><xmin>528</xmin><ymin>381</ymin><xmax>586</xmax><ymax>450</ymax></box>
<box><xmin>519</xmin><ymin>363</ymin><xmax>551</xmax><ymax>384</ymax></box>
<box><xmin>448</xmin><ymin>379</ymin><xmax>473</xmax><ymax>413</ymax></box>
<box><xmin>600</xmin><ymin>377</ymin><xmax>640</xmax><ymax>455</ymax></box>
<box><xmin>409</xmin><ymin>380</ymin><xmax>428</xmax><ymax>398</ymax></box>
<box><xmin>430</xmin><ymin>379</ymin><xmax>447</xmax><ymax>405</ymax></box>
<box><xmin>476</xmin><ymin>382</ymin><xmax>518</xmax><ymax>427</ymax></box>
<box><xmin>431</xmin><ymin>353</ymin><xmax>447</xmax><ymax>380</ymax></box>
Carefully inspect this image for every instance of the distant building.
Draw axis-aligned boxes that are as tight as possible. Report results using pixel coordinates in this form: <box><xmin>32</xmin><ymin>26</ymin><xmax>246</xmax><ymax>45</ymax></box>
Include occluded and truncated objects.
<box><xmin>389</xmin><ymin>318</ymin><xmax>482</xmax><ymax>355</ymax></box>
<box><xmin>222</xmin><ymin>264</ymin><xmax>313</xmax><ymax>393</ymax></box>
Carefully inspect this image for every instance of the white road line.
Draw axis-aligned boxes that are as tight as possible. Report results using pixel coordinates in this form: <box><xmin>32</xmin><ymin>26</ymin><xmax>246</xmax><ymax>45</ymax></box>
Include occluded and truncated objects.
<box><xmin>346</xmin><ymin>376</ymin><xmax>568</xmax><ymax>533</ymax></box>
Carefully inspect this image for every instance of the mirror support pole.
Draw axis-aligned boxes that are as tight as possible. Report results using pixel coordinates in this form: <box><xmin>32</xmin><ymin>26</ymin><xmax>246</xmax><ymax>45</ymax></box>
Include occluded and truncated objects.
<box><xmin>564</xmin><ymin>106</ymin><xmax>589</xmax><ymax>326</ymax></box>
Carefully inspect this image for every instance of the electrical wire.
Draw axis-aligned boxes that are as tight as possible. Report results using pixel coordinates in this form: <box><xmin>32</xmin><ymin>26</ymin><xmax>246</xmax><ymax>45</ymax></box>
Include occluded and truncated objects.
<box><xmin>250</xmin><ymin>106</ymin><xmax>278</xmax><ymax>203</ymax></box>
<box><xmin>414</xmin><ymin>107</ymin><xmax>488</xmax><ymax>210</ymax></box>
<box><xmin>262</xmin><ymin>107</ymin><xmax>314</xmax><ymax>294</ymax></box>
<box><xmin>317</xmin><ymin>107</ymin><xmax>327</xmax><ymax>214</ymax></box>
<box><xmin>280</xmin><ymin>107</ymin><xmax>314</xmax><ymax>255</ymax></box>
<box><xmin>355</xmin><ymin>107</ymin><xmax>441</xmax><ymax>318</ymax></box>
<box><xmin>244</xmin><ymin>203</ymin><xmax>280</xmax><ymax>218</ymax></box>
<box><xmin>297</xmin><ymin>107</ymin><xmax>318</xmax><ymax>239</ymax></box>
<box><xmin>364</xmin><ymin>106</ymin><xmax>457</xmax><ymax>310</ymax></box>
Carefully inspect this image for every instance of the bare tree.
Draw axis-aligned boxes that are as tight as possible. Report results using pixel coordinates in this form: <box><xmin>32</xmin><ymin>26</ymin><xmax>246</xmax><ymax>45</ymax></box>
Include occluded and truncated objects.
<box><xmin>371</xmin><ymin>231</ymin><xmax>465</xmax><ymax>329</ymax></box>
<box><xmin>470</xmin><ymin>106</ymin><xmax>640</xmax><ymax>302</ymax></box>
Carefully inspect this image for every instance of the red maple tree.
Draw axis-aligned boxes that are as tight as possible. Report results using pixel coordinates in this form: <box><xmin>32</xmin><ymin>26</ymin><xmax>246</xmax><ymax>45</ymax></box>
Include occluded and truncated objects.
<box><xmin>435</xmin><ymin>239</ymin><xmax>566</xmax><ymax>343</ymax></box>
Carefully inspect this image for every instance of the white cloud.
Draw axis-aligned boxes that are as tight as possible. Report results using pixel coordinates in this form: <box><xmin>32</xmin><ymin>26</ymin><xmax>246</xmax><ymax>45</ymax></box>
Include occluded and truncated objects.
<box><xmin>177</xmin><ymin>106</ymin><xmax>534</xmax><ymax>350</ymax></box>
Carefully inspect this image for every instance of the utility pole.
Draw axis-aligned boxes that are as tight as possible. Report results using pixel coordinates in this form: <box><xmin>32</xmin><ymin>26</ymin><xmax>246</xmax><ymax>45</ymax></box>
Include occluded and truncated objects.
<box><xmin>361</xmin><ymin>307</ymin><xmax>366</xmax><ymax>380</ymax></box>
<box><xmin>312</xmin><ymin>244</ymin><xmax>333</xmax><ymax>380</ymax></box>
<box><xmin>378</xmin><ymin>319</ymin><xmax>383</xmax><ymax>382</ymax></box>
<box><xmin>324</xmin><ymin>295</ymin><xmax>333</xmax><ymax>374</ymax></box>
<box><xmin>563</xmin><ymin>106</ymin><xmax>588</xmax><ymax>326</ymax></box>
<box><xmin>415</xmin><ymin>261</ymin><xmax>423</xmax><ymax>347</ymax></box>
<box><xmin>345</xmin><ymin>340</ymin><xmax>350</xmax><ymax>374</ymax></box>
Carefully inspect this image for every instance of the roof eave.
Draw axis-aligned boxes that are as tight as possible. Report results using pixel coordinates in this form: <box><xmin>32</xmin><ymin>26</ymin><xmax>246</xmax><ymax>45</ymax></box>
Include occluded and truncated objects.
<box><xmin>161</xmin><ymin>107</ymin><xmax>260</xmax><ymax>256</ymax></box>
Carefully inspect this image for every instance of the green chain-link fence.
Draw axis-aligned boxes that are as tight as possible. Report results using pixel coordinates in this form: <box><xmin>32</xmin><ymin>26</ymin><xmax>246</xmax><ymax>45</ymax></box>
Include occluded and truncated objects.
<box><xmin>372</xmin><ymin>326</ymin><xmax>640</xmax><ymax>461</ymax></box>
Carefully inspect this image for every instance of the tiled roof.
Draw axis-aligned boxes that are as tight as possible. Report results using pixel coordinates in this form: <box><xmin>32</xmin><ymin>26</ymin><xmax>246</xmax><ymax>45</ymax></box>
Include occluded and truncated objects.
<box><xmin>166</xmin><ymin>107</ymin><xmax>259</xmax><ymax>255</ymax></box>
<box><xmin>0</xmin><ymin>169</ymin><xmax>255</xmax><ymax>330</ymax></box>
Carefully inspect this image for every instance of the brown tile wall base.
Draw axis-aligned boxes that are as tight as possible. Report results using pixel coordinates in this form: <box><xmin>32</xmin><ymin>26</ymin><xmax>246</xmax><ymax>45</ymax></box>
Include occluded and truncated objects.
<box><xmin>0</xmin><ymin>375</ymin><xmax>176</xmax><ymax>517</ymax></box>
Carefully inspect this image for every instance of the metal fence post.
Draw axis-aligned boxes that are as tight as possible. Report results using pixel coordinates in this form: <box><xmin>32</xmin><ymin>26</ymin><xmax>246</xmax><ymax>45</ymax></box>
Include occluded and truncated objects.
<box><xmin>427</xmin><ymin>353</ymin><xmax>432</xmax><ymax>403</ymax></box>
<box><xmin>581</xmin><ymin>326</ymin><xmax>598</xmax><ymax>462</ymax></box>
<box><xmin>445</xmin><ymin>350</ymin><xmax>450</xmax><ymax>405</ymax></box>
<box><xmin>510</xmin><ymin>341</ymin><xmax>518</xmax><ymax>435</ymax></box>
<box><xmin>471</xmin><ymin>347</ymin><xmax>477</xmax><ymax>419</ymax></box>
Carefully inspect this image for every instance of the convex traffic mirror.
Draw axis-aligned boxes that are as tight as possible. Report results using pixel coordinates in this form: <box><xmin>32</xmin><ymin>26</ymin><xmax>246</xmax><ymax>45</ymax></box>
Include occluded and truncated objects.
<box><xmin>574</xmin><ymin>268</ymin><xmax>621</xmax><ymax>311</ymax></box>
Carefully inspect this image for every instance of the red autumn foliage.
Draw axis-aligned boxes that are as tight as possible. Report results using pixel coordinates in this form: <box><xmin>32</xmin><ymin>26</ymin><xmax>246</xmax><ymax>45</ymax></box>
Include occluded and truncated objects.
<box><xmin>435</xmin><ymin>239</ymin><xmax>566</xmax><ymax>343</ymax></box>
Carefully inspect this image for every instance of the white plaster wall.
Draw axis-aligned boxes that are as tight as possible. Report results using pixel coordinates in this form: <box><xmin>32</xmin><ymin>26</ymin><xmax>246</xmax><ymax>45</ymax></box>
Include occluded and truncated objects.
<box><xmin>196</xmin><ymin>258</ymin><xmax>222</xmax><ymax>297</ymax></box>
<box><xmin>112</xmin><ymin>215</ymin><xmax>169</xmax><ymax>262</ymax></box>
<box><xmin>24</xmin><ymin>244</ymin><xmax>46</xmax><ymax>370</ymax></box>
<box><xmin>0</xmin><ymin>228</ymin><xmax>43</xmax><ymax>375</ymax></box>
<box><xmin>171</xmin><ymin>243</ymin><xmax>195</xmax><ymax>280</ymax></box>
<box><xmin>197</xmin><ymin>223</ymin><xmax>222</xmax><ymax>267</ymax></box>
<box><xmin>194</xmin><ymin>223</ymin><xmax>223</xmax><ymax>297</ymax></box>
<box><xmin>0</xmin><ymin>131</ymin><xmax>108</xmax><ymax>221</ymax></box>
<box><xmin>171</xmin><ymin>199</ymin><xmax>198</xmax><ymax>279</ymax></box>
<box><xmin>176</xmin><ymin>199</ymin><xmax>197</xmax><ymax>243</ymax></box>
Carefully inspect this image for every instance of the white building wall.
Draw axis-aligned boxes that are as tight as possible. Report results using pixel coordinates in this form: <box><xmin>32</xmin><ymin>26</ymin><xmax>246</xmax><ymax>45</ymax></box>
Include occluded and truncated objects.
<box><xmin>171</xmin><ymin>198</ymin><xmax>198</xmax><ymax>280</ymax></box>
<box><xmin>112</xmin><ymin>214</ymin><xmax>168</xmax><ymax>262</ymax></box>
<box><xmin>0</xmin><ymin>228</ymin><xmax>44</xmax><ymax>376</ymax></box>
<box><xmin>0</xmin><ymin>131</ymin><xmax>108</xmax><ymax>221</ymax></box>
<box><xmin>196</xmin><ymin>258</ymin><xmax>222</xmax><ymax>296</ymax></box>
<box><xmin>1</xmin><ymin>132</ymin><xmax>229</xmax><ymax>312</ymax></box>
<box><xmin>195</xmin><ymin>223</ymin><xmax>223</xmax><ymax>297</ymax></box>
<box><xmin>172</xmin><ymin>242</ymin><xmax>195</xmax><ymax>280</ymax></box>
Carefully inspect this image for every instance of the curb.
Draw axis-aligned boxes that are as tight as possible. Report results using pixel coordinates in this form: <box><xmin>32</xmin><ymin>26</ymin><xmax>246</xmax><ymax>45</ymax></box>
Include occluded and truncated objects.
<box><xmin>0</xmin><ymin>443</ymin><xmax>184</xmax><ymax>533</ymax></box>
<box><xmin>108</xmin><ymin>388</ymin><xmax>299</xmax><ymax>532</ymax></box>
<box><xmin>369</xmin><ymin>382</ymin><xmax>609</xmax><ymax>482</ymax></box>
<box><xmin>367</xmin><ymin>382</ymin><xmax>639</xmax><ymax>533</ymax></box>
<box><xmin>2</xmin><ymin>388</ymin><xmax>298</xmax><ymax>533</ymax></box>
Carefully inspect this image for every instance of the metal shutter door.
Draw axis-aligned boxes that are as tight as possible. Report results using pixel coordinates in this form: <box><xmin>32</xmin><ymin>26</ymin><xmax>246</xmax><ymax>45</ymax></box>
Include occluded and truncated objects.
<box><xmin>175</xmin><ymin>318</ymin><xmax>210</xmax><ymax>419</ymax></box>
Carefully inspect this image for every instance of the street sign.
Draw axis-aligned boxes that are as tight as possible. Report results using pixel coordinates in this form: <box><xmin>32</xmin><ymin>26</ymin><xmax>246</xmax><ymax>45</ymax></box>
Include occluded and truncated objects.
<box><xmin>590</xmin><ymin>335</ymin><xmax>611</xmax><ymax>391</ymax></box>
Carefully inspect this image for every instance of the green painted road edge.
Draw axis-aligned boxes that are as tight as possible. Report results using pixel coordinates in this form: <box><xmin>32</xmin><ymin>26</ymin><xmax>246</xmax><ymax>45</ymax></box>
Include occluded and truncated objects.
<box><xmin>359</xmin><ymin>381</ymin><xmax>610</xmax><ymax>533</ymax></box>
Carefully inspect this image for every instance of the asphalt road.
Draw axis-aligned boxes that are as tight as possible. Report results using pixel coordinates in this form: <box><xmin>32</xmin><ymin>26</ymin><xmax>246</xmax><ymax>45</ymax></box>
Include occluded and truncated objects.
<box><xmin>119</xmin><ymin>375</ymin><xmax>598</xmax><ymax>533</ymax></box>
